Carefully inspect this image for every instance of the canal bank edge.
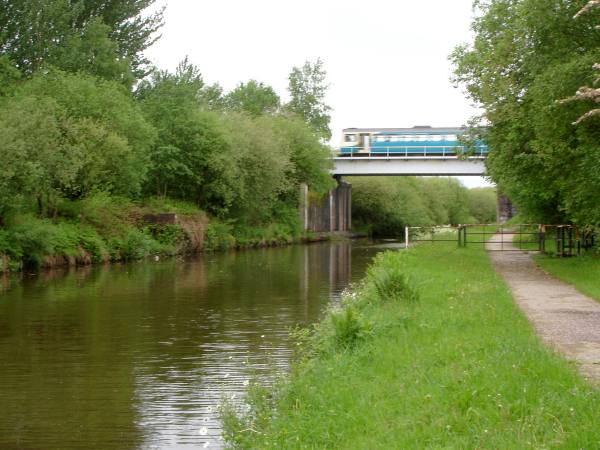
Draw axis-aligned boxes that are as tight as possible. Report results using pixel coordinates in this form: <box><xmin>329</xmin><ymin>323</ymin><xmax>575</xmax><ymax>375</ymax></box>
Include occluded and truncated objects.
<box><xmin>0</xmin><ymin>204</ymin><xmax>366</xmax><ymax>274</ymax></box>
<box><xmin>223</xmin><ymin>241</ymin><xmax>600</xmax><ymax>449</ymax></box>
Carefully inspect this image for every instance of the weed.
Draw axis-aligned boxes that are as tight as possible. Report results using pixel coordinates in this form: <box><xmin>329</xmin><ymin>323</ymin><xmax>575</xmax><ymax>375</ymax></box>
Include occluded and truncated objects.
<box><xmin>330</xmin><ymin>307</ymin><xmax>368</xmax><ymax>350</ymax></box>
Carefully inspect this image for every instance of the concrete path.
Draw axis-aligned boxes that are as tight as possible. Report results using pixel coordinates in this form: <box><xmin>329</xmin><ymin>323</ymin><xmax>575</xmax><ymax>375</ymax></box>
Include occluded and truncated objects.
<box><xmin>487</xmin><ymin>234</ymin><xmax>600</xmax><ymax>382</ymax></box>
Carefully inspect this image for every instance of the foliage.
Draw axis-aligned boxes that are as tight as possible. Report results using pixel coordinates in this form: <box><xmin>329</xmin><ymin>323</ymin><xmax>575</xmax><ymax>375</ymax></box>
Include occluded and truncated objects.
<box><xmin>0</xmin><ymin>0</ymin><xmax>163</xmax><ymax>80</ymax></box>
<box><xmin>0</xmin><ymin>55</ymin><xmax>20</xmax><ymax>96</ymax></box>
<box><xmin>225</xmin><ymin>80</ymin><xmax>280</xmax><ymax>116</ymax></box>
<box><xmin>204</xmin><ymin>221</ymin><xmax>236</xmax><ymax>252</ymax></box>
<box><xmin>219</xmin><ymin>113</ymin><xmax>291</xmax><ymax>222</ymax></box>
<box><xmin>369</xmin><ymin>260</ymin><xmax>418</xmax><ymax>303</ymax></box>
<box><xmin>0</xmin><ymin>70</ymin><xmax>155</xmax><ymax>220</ymax></box>
<box><xmin>350</xmin><ymin>177</ymin><xmax>483</xmax><ymax>236</ymax></box>
<box><xmin>468</xmin><ymin>187</ymin><xmax>497</xmax><ymax>223</ymax></box>
<box><xmin>137</xmin><ymin>60</ymin><xmax>239</xmax><ymax>213</ymax></box>
<box><xmin>451</xmin><ymin>0</ymin><xmax>600</xmax><ymax>225</ymax></box>
<box><xmin>329</xmin><ymin>307</ymin><xmax>369</xmax><ymax>350</ymax></box>
<box><xmin>286</xmin><ymin>58</ymin><xmax>332</xmax><ymax>140</ymax></box>
<box><xmin>566</xmin><ymin>1</ymin><xmax>600</xmax><ymax>124</ymax></box>
<box><xmin>271</xmin><ymin>116</ymin><xmax>334</xmax><ymax>195</ymax></box>
<box><xmin>0</xmin><ymin>19</ymin><xmax>335</xmax><ymax>267</ymax></box>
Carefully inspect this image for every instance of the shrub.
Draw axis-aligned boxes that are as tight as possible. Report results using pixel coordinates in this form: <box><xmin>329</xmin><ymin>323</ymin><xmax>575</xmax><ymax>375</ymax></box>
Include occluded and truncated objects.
<box><xmin>9</xmin><ymin>217</ymin><xmax>57</xmax><ymax>266</ymax></box>
<box><xmin>204</xmin><ymin>221</ymin><xmax>236</xmax><ymax>251</ymax></box>
<box><xmin>109</xmin><ymin>228</ymin><xmax>160</xmax><ymax>261</ymax></box>
<box><xmin>330</xmin><ymin>307</ymin><xmax>368</xmax><ymax>350</ymax></box>
<box><xmin>368</xmin><ymin>254</ymin><xmax>419</xmax><ymax>303</ymax></box>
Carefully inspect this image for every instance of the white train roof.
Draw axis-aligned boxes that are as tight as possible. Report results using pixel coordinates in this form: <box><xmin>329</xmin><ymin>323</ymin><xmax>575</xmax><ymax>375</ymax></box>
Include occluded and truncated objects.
<box><xmin>343</xmin><ymin>126</ymin><xmax>467</xmax><ymax>133</ymax></box>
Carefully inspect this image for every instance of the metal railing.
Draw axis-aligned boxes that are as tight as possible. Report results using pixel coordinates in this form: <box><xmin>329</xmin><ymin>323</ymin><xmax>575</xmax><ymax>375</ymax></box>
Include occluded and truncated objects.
<box><xmin>405</xmin><ymin>224</ymin><xmax>594</xmax><ymax>257</ymax></box>
<box><xmin>335</xmin><ymin>146</ymin><xmax>488</xmax><ymax>159</ymax></box>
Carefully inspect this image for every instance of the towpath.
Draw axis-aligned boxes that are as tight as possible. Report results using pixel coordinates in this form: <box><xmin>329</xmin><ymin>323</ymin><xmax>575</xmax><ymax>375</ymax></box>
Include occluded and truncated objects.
<box><xmin>487</xmin><ymin>234</ymin><xmax>600</xmax><ymax>382</ymax></box>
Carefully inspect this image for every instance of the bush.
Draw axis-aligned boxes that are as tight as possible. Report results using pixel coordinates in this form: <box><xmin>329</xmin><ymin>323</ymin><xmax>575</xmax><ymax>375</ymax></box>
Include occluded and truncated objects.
<box><xmin>369</xmin><ymin>256</ymin><xmax>419</xmax><ymax>304</ymax></box>
<box><xmin>204</xmin><ymin>221</ymin><xmax>236</xmax><ymax>251</ymax></box>
<box><xmin>109</xmin><ymin>228</ymin><xmax>160</xmax><ymax>261</ymax></box>
<box><xmin>9</xmin><ymin>217</ymin><xmax>57</xmax><ymax>266</ymax></box>
<box><xmin>330</xmin><ymin>307</ymin><xmax>368</xmax><ymax>350</ymax></box>
<box><xmin>146</xmin><ymin>224</ymin><xmax>184</xmax><ymax>255</ymax></box>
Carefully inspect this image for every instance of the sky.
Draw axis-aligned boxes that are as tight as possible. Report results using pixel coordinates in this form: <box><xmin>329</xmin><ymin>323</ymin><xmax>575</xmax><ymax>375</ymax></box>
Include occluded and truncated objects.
<box><xmin>145</xmin><ymin>0</ymin><xmax>492</xmax><ymax>188</ymax></box>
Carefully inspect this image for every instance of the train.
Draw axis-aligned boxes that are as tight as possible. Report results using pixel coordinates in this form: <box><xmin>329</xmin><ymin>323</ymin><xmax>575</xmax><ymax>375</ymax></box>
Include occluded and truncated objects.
<box><xmin>339</xmin><ymin>126</ymin><xmax>488</xmax><ymax>157</ymax></box>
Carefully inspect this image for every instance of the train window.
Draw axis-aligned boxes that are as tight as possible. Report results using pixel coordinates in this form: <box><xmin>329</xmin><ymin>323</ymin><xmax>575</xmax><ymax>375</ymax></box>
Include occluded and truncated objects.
<box><xmin>385</xmin><ymin>136</ymin><xmax>391</xmax><ymax>142</ymax></box>
<box><xmin>446</xmin><ymin>135</ymin><xmax>457</xmax><ymax>141</ymax></box>
<box><xmin>344</xmin><ymin>134</ymin><xmax>357</xmax><ymax>143</ymax></box>
<box><xmin>433</xmin><ymin>135</ymin><xmax>443</xmax><ymax>141</ymax></box>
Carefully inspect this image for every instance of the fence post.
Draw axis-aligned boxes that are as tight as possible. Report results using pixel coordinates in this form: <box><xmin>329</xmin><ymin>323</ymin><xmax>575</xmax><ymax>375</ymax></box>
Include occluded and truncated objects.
<box><xmin>405</xmin><ymin>226</ymin><xmax>409</xmax><ymax>248</ymax></box>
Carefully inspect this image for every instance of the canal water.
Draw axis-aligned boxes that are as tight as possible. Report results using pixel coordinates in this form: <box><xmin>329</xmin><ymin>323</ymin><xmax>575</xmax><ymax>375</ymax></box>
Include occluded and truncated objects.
<box><xmin>0</xmin><ymin>240</ymin><xmax>402</xmax><ymax>449</ymax></box>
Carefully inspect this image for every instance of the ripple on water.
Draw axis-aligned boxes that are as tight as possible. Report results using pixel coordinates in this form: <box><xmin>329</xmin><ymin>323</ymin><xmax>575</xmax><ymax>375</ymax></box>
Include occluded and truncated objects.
<box><xmin>0</xmin><ymin>239</ymin><xmax>393</xmax><ymax>449</ymax></box>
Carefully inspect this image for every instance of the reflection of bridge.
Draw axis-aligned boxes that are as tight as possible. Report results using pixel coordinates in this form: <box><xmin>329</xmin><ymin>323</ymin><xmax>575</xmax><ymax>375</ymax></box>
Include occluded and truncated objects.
<box><xmin>331</xmin><ymin>155</ymin><xmax>486</xmax><ymax>176</ymax></box>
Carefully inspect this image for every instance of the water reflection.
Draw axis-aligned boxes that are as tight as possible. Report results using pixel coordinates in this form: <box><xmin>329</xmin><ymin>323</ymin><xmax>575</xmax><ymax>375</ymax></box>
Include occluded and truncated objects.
<box><xmin>0</xmin><ymin>240</ymin><xmax>392</xmax><ymax>449</ymax></box>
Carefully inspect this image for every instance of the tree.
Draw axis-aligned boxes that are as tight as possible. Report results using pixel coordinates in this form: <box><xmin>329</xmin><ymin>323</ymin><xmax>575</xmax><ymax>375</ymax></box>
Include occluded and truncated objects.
<box><xmin>54</xmin><ymin>18</ymin><xmax>134</xmax><ymax>86</ymax></box>
<box><xmin>270</xmin><ymin>116</ymin><xmax>334</xmax><ymax>195</ymax></box>
<box><xmin>0</xmin><ymin>96</ymin><xmax>76</xmax><ymax>219</ymax></box>
<box><xmin>0</xmin><ymin>0</ymin><xmax>163</xmax><ymax>80</ymax></box>
<box><xmin>287</xmin><ymin>59</ymin><xmax>332</xmax><ymax>140</ymax></box>
<box><xmin>137</xmin><ymin>61</ymin><xmax>238</xmax><ymax>213</ymax></box>
<box><xmin>225</xmin><ymin>80</ymin><xmax>280</xmax><ymax>116</ymax></box>
<box><xmin>349</xmin><ymin>177</ymin><xmax>471</xmax><ymax>236</ymax></box>
<box><xmin>72</xmin><ymin>0</ymin><xmax>164</xmax><ymax>78</ymax></box>
<box><xmin>220</xmin><ymin>114</ymin><xmax>291</xmax><ymax>223</ymax></box>
<box><xmin>451</xmin><ymin>0</ymin><xmax>600</xmax><ymax>225</ymax></box>
<box><xmin>562</xmin><ymin>1</ymin><xmax>600</xmax><ymax>124</ymax></box>
<box><xmin>0</xmin><ymin>70</ymin><xmax>157</xmax><ymax>214</ymax></box>
<box><xmin>468</xmin><ymin>188</ymin><xmax>497</xmax><ymax>223</ymax></box>
<box><xmin>0</xmin><ymin>55</ymin><xmax>20</xmax><ymax>96</ymax></box>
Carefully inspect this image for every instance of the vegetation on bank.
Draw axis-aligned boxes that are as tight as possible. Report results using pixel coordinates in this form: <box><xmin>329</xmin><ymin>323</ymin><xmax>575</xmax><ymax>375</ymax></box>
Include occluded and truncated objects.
<box><xmin>452</xmin><ymin>0</ymin><xmax>600</xmax><ymax>226</ymax></box>
<box><xmin>0</xmin><ymin>1</ymin><xmax>335</xmax><ymax>271</ymax></box>
<box><xmin>0</xmin><ymin>194</ymin><xmax>312</xmax><ymax>273</ymax></box>
<box><xmin>223</xmin><ymin>241</ymin><xmax>600</xmax><ymax>448</ymax></box>
<box><xmin>351</xmin><ymin>177</ymin><xmax>497</xmax><ymax>236</ymax></box>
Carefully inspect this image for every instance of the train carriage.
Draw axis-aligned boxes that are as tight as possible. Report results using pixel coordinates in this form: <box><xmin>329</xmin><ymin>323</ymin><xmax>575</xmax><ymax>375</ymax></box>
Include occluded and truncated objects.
<box><xmin>340</xmin><ymin>126</ymin><xmax>488</xmax><ymax>157</ymax></box>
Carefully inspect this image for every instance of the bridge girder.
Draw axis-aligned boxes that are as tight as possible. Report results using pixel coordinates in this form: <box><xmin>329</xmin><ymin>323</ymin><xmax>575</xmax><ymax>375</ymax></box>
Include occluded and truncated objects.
<box><xmin>331</xmin><ymin>157</ymin><xmax>486</xmax><ymax>177</ymax></box>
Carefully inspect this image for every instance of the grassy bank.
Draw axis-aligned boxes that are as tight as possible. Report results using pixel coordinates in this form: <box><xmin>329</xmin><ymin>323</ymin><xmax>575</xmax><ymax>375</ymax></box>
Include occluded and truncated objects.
<box><xmin>0</xmin><ymin>194</ymin><xmax>308</xmax><ymax>273</ymax></box>
<box><xmin>224</xmin><ymin>242</ymin><xmax>600</xmax><ymax>448</ymax></box>
<box><xmin>534</xmin><ymin>255</ymin><xmax>600</xmax><ymax>302</ymax></box>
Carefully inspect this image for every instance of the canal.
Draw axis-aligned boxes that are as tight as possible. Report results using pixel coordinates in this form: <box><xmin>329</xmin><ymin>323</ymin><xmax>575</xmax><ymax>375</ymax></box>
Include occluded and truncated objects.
<box><xmin>0</xmin><ymin>239</ymin><xmax>401</xmax><ymax>449</ymax></box>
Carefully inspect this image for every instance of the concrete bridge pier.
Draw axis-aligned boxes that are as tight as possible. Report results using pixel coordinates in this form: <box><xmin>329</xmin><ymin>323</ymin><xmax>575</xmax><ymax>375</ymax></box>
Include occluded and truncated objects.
<box><xmin>299</xmin><ymin>179</ymin><xmax>352</xmax><ymax>233</ymax></box>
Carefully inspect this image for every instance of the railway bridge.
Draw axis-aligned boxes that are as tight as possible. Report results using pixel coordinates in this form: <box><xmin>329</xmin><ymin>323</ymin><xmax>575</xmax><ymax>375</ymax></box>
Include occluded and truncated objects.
<box><xmin>300</xmin><ymin>126</ymin><xmax>492</xmax><ymax>232</ymax></box>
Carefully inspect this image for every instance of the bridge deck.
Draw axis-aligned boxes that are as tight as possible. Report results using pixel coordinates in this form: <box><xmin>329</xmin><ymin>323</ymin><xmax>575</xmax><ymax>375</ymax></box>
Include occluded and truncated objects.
<box><xmin>331</xmin><ymin>156</ymin><xmax>486</xmax><ymax>176</ymax></box>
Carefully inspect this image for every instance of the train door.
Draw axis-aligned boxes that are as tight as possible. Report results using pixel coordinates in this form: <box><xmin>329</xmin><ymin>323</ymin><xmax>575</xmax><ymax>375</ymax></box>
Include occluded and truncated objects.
<box><xmin>360</xmin><ymin>134</ymin><xmax>370</xmax><ymax>153</ymax></box>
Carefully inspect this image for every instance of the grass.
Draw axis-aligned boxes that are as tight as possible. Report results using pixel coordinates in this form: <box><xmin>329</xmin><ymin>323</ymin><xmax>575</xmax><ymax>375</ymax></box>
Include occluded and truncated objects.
<box><xmin>534</xmin><ymin>254</ymin><xmax>600</xmax><ymax>302</ymax></box>
<box><xmin>223</xmin><ymin>241</ymin><xmax>600</xmax><ymax>449</ymax></box>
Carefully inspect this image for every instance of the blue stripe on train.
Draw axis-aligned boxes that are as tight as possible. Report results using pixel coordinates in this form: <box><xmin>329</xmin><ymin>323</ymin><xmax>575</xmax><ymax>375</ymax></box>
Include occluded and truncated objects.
<box><xmin>342</xmin><ymin>143</ymin><xmax>488</xmax><ymax>154</ymax></box>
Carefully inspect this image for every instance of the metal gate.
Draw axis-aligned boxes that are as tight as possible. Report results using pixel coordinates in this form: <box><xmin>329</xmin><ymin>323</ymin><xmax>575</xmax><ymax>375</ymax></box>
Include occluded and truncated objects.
<box><xmin>406</xmin><ymin>224</ymin><xmax>590</xmax><ymax>256</ymax></box>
